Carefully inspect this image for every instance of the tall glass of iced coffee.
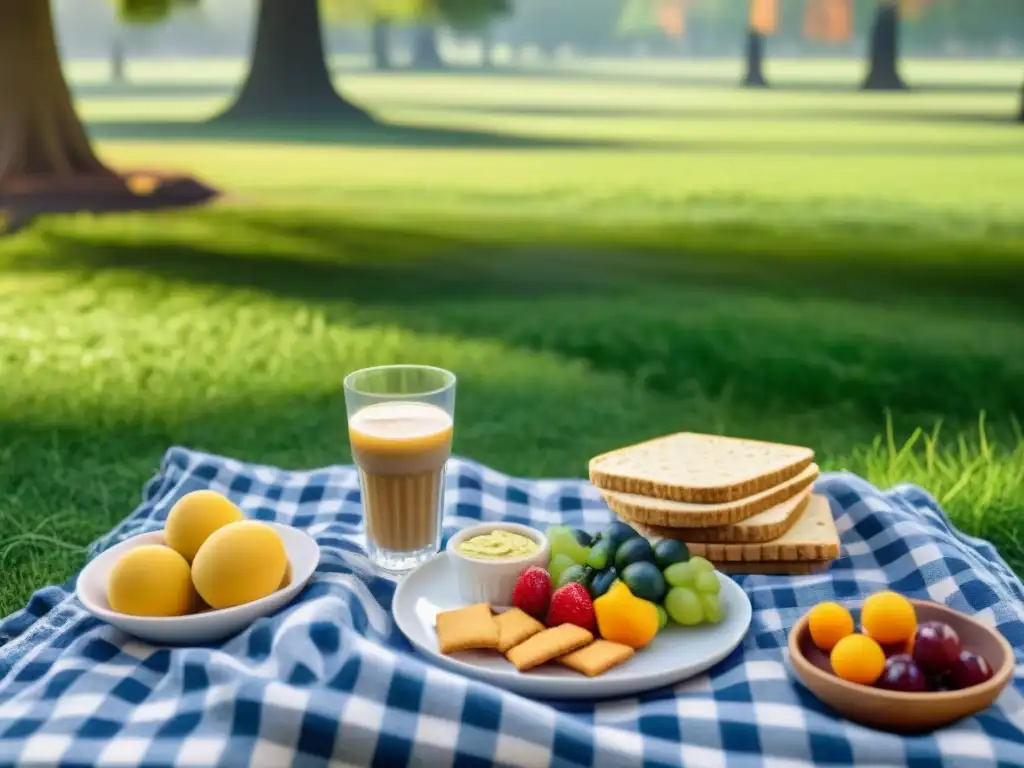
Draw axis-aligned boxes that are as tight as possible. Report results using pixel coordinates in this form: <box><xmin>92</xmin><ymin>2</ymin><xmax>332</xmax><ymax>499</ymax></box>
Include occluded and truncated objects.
<box><xmin>344</xmin><ymin>365</ymin><xmax>456</xmax><ymax>573</ymax></box>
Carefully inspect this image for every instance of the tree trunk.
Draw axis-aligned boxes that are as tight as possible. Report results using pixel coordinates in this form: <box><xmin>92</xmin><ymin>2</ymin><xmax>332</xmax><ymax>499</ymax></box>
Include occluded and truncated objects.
<box><xmin>0</xmin><ymin>2</ymin><xmax>115</xmax><ymax>191</ymax></box>
<box><xmin>742</xmin><ymin>28</ymin><xmax>768</xmax><ymax>88</ymax></box>
<box><xmin>862</xmin><ymin>1</ymin><xmax>907</xmax><ymax>91</ymax></box>
<box><xmin>411</xmin><ymin>25</ymin><xmax>444</xmax><ymax>70</ymax></box>
<box><xmin>481</xmin><ymin>27</ymin><xmax>493</xmax><ymax>69</ymax></box>
<box><xmin>1018</xmin><ymin>74</ymin><xmax>1023</xmax><ymax>123</ymax></box>
<box><xmin>111</xmin><ymin>28</ymin><xmax>126</xmax><ymax>82</ymax></box>
<box><xmin>371</xmin><ymin>17</ymin><xmax>391</xmax><ymax>71</ymax></box>
<box><xmin>217</xmin><ymin>0</ymin><xmax>370</xmax><ymax>123</ymax></box>
<box><xmin>0</xmin><ymin>2</ymin><xmax>218</xmax><ymax>234</ymax></box>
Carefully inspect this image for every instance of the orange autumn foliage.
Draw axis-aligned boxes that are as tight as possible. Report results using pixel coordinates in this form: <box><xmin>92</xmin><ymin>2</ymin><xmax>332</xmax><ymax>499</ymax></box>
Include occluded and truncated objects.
<box><xmin>804</xmin><ymin>0</ymin><xmax>852</xmax><ymax>43</ymax></box>
<box><xmin>900</xmin><ymin>0</ymin><xmax>933</xmax><ymax>21</ymax></box>
<box><xmin>657</xmin><ymin>0</ymin><xmax>686</xmax><ymax>38</ymax></box>
<box><xmin>750</xmin><ymin>0</ymin><xmax>778</xmax><ymax>35</ymax></box>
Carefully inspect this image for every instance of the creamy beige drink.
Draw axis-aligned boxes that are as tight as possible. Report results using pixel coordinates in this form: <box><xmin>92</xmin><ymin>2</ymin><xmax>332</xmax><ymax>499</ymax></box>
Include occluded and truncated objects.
<box><xmin>348</xmin><ymin>401</ymin><xmax>454</xmax><ymax>557</ymax></box>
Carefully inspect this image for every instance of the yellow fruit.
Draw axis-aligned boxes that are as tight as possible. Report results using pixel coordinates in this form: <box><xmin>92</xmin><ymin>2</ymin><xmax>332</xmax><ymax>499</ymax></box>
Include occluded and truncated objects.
<box><xmin>807</xmin><ymin>601</ymin><xmax>855</xmax><ymax>651</ymax></box>
<box><xmin>191</xmin><ymin>521</ymin><xmax>287</xmax><ymax>609</ymax></box>
<box><xmin>108</xmin><ymin>545</ymin><xmax>194</xmax><ymax>617</ymax></box>
<box><xmin>165</xmin><ymin>490</ymin><xmax>244</xmax><ymax>563</ymax></box>
<box><xmin>830</xmin><ymin>633</ymin><xmax>886</xmax><ymax>685</ymax></box>
<box><xmin>861</xmin><ymin>591</ymin><xmax>917</xmax><ymax>646</ymax></box>
<box><xmin>593</xmin><ymin>581</ymin><xmax>660</xmax><ymax>649</ymax></box>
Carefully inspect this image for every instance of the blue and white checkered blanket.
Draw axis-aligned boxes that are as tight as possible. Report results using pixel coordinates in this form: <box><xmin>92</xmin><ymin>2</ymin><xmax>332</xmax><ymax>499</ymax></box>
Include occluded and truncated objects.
<box><xmin>1</xmin><ymin>447</ymin><xmax>1023</xmax><ymax>767</ymax></box>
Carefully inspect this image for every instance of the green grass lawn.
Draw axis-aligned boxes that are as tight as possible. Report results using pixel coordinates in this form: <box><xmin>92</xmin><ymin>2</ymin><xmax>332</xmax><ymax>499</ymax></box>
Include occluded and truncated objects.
<box><xmin>1</xmin><ymin>59</ymin><xmax>1022</xmax><ymax>617</ymax></box>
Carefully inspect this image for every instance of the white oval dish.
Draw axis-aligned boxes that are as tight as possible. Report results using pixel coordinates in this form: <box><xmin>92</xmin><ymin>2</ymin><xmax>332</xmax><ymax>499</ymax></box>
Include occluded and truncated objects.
<box><xmin>76</xmin><ymin>522</ymin><xmax>320</xmax><ymax>645</ymax></box>
<box><xmin>446</xmin><ymin>522</ymin><xmax>550</xmax><ymax>607</ymax></box>
<box><xmin>393</xmin><ymin>551</ymin><xmax>753</xmax><ymax>700</ymax></box>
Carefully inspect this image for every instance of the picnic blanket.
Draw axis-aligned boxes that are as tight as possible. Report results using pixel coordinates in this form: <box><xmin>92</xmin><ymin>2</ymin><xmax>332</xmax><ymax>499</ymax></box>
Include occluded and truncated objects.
<box><xmin>1</xmin><ymin>447</ymin><xmax>1023</xmax><ymax>768</ymax></box>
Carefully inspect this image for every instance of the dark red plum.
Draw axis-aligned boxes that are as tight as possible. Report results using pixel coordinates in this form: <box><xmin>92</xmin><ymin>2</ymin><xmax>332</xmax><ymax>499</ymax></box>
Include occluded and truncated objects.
<box><xmin>913</xmin><ymin>621</ymin><xmax>961</xmax><ymax>675</ymax></box>
<box><xmin>949</xmin><ymin>650</ymin><xmax>993</xmax><ymax>690</ymax></box>
<box><xmin>877</xmin><ymin>654</ymin><xmax>928</xmax><ymax>693</ymax></box>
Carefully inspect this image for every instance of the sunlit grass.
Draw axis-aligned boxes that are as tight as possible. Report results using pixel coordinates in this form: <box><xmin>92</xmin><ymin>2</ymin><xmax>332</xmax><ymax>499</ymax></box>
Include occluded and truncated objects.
<box><xmin>0</xmin><ymin>62</ymin><xmax>1021</xmax><ymax>617</ymax></box>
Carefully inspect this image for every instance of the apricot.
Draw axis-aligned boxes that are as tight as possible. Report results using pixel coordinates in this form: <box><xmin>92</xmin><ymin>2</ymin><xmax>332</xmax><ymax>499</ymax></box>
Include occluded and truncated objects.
<box><xmin>807</xmin><ymin>602</ymin><xmax>854</xmax><ymax>651</ymax></box>
<box><xmin>861</xmin><ymin>591</ymin><xmax>917</xmax><ymax>646</ymax></box>
<box><xmin>108</xmin><ymin>545</ymin><xmax>194</xmax><ymax>617</ymax></box>
<box><xmin>830</xmin><ymin>633</ymin><xmax>886</xmax><ymax>685</ymax></box>
<box><xmin>191</xmin><ymin>521</ymin><xmax>287</xmax><ymax>609</ymax></box>
<box><xmin>165</xmin><ymin>490</ymin><xmax>244</xmax><ymax>563</ymax></box>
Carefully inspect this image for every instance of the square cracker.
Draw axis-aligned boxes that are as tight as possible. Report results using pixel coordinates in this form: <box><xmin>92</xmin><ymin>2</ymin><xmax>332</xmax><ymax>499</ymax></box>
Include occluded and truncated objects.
<box><xmin>558</xmin><ymin>640</ymin><xmax>635</xmax><ymax>677</ymax></box>
<box><xmin>495</xmin><ymin>608</ymin><xmax>546</xmax><ymax>654</ymax></box>
<box><xmin>436</xmin><ymin>603</ymin><xmax>499</xmax><ymax>654</ymax></box>
<box><xmin>506</xmin><ymin>624</ymin><xmax>594</xmax><ymax>672</ymax></box>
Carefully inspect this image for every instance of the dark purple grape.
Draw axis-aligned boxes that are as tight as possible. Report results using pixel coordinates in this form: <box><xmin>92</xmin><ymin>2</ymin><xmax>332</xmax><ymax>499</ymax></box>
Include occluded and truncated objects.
<box><xmin>913</xmin><ymin>621</ymin><xmax>961</xmax><ymax>675</ymax></box>
<box><xmin>877</xmin><ymin>654</ymin><xmax>928</xmax><ymax>693</ymax></box>
<box><xmin>928</xmin><ymin>674</ymin><xmax>953</xmax><ymax>692</ymax></box>
<box><xmin>949</xmin><ymin>651</ymin><xmax>994</xmax><ymax>690</ymax></box>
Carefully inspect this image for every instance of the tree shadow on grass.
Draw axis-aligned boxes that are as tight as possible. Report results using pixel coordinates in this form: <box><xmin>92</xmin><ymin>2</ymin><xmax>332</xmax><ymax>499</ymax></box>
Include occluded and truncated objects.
<box><xmin>14</xmin><ymin>219</ymin><xmax>629</xmax><ymax>305</ymax></box>
<box><xmin>564</xmin><ymin>70</ymin><xmax>1022</xmax><ymax>96</ymax></box>
<box><xmin>390</xmin><ymin>101</ymin><xmax>1022</xmax><ymax>128</ymax></box>
<box><xmin>70</xmin><ymin>69</ymin><xmax>1021</xmax><ymax>103</ymax></box>
<box><xmin>71</xmin><ymin>82</ymin><xmax>235</xmax><ymax>100</ymax></box>
<box><xmin>16</xmin><ymin>209</ymin><xmax>1024</xmax><ymax>310</ymax></box>
<box><xmin>7</xmin><ymin>212</ymin><xmax>1024</xmax><ymax>447</ymax></box>
<box><xmin>85</xmin><ymin>117</ymin><xmax>613</xmax><ymax>149</ymax></box>
<box><xmin>84</xmin><ymin>116</ymin><xmax>1022</xmax><ymax>155</ymax></box>
<box><xmin>352</xmin><ymin>65</ymin><xmax>1021</xmax><ymax>96</ymax></box>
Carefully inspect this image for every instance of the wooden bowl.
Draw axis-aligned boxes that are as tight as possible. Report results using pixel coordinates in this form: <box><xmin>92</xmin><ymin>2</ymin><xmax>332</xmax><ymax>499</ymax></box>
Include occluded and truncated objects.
<box><xmin>788</xmin><ymin>599</ymin><xmax>1014</xmax><ymax>733</ymax></box>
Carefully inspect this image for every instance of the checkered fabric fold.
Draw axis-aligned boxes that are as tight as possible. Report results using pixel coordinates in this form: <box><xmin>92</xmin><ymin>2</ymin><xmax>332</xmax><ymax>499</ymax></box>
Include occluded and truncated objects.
<box><xmin>1</xmin><ymin>447</ymin><xmax>1023</xmax><ymax>767</ymax></box>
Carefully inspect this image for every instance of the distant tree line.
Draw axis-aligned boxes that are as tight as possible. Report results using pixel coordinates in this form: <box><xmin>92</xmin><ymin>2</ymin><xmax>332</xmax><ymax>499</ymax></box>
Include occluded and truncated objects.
<box><xmin>54</xmin><ymin>0</ymin><xmax>1024</xmax><ymax>64</ymax></box>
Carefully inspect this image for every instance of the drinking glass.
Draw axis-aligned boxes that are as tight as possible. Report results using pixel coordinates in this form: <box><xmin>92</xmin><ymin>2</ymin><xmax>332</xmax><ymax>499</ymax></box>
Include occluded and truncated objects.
<box><xmin>344</xmin><ymin>365</ymin><xmax>456</xmax><ymax>573</ymax></box>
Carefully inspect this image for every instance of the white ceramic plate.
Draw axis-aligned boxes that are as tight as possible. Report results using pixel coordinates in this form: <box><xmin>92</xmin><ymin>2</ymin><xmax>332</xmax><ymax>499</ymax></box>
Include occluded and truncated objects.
<box><xmin>392</xmin><ymin>552</ymin><xmax>753</xmax><ymax>700</ymax></box>
<box><xmin>76</xmin><ymin>522</ymin><xmax>320</xmax><ymax>645</ymax></box>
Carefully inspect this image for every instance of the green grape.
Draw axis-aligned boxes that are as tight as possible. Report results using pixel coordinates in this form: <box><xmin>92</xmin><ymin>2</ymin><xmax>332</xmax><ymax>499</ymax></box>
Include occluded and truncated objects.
<box><xmin>546</xmin><ymin>526</ymin><xmax>571</xmax><ymax>554</ymax></box>
<box><xmin>688</xmin><ymin>556</ymin><xmax>715</xmax><ymax>574</ymax></box>
<box><xmin>557</xmin><ymin>564</ymin><xmax>589</xmax><ymax>589</ymax></box>
<box><xmin>694</xmin><ymin>570</ymin><xmax>720</xmax><ymax>596</ymax></box>
<box><xmin>656</xmin><ymin>604</ymin><xmax>668</xmax><ymax>630</ymax></box>
<box><xmin>663</xmin><ymin>561</ymin><xmax>695</xmax><ymax>588</ymax></box>
<box><xmin>574</xmin><ymin>544</ymin><xmax>592</xmax><ymax>566</ymax></box>
<box><xmin>700</xmin><ymin>594</ymin><xmax>723</xmax><ymax>624</ymax></box>
<box><xmin>548</xmin><ymin>553</ymin><xmax>576</xmax><ymax>585</ymax></box>
<box><xmin>586</xmin><ymin>538</ymin><xmax>614</xmax><ymax>570</ymax></box>
<box><xmin>548</xmin><ymin>526</ymin><xmax>590</xmax><ymax>566</ymax></box>
<box><xmin>664</xmin><ymin>587</ymin><xmax>703</xmax><ymax>626</ymax></box>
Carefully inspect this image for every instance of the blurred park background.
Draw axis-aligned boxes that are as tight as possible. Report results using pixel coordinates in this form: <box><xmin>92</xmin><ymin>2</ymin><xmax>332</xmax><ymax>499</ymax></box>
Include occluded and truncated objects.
<box><xmin>0</xmin><ymin>0</ymin><xmax>1021</xmax><ymax>616</ymax></box>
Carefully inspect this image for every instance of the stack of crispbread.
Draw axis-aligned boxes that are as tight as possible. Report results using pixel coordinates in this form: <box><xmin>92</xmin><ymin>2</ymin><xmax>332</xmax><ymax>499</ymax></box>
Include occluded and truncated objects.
<box><xmin>589</xmin><ymin>432</ymin><xmax>840</xmax><ymax>575</ymax></box>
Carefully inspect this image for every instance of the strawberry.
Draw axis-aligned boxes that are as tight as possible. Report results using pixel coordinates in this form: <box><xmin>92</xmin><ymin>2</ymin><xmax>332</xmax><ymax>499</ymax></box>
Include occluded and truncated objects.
<box><xmin>546</xmin><ymin>583</ymin><xmax>596</xmax><ymax>632</ymax></box>
<box><xmin>512</xmin><ymin>566</ymin><xmax>552</xmax><ymax>619</ymax></box>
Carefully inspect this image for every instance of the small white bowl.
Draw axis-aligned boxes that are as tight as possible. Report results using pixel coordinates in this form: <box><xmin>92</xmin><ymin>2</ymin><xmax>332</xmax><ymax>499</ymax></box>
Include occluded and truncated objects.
<box><xmin>445</xmin><ymin>522</ymin><xmax>549</xmax><ymax>607</ymax></box>
<box><xmin>76</xmin><ymin>522</ymin><xmax>320</xmax><ymax>645</ymax></box>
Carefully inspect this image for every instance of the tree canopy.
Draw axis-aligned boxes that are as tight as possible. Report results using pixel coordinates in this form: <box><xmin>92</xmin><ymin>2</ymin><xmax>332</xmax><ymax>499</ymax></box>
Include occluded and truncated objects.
<box><xmin>322</xmin><ymin>0</ymin><xmax>425</xmax><ymax>24</ymax></box>
<box><xmin>113</xmin><ymin>0</ymin><xmax>200</xmax><ymax>25</ymax></box>
<box><xmin>323</xmin><ymin>0</ymin><xmax>511</xmax><ymax>30</ymax></box>
<box><xmin>432</xmin><ymin>0</ymin><xmax>512</xmax><ymax>32</ymax></box>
